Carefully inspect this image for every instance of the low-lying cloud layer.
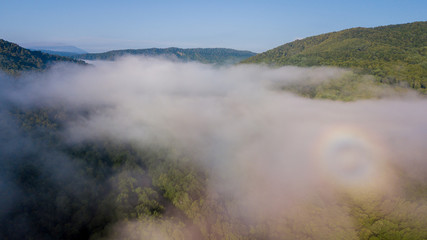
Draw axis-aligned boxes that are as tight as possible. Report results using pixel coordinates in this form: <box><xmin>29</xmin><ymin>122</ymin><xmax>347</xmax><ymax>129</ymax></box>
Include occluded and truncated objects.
<box><xmin>2</xmin><ymin>57</ymin><xmax>427</xmax><ymax>239</ymax></box>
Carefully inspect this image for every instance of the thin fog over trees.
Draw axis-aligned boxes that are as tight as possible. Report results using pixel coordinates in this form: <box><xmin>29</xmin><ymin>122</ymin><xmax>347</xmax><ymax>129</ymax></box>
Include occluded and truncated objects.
<box><xmin>0</xmin><ymin>57</ymin><xmax>426</xmax><ymax>239</ymax></box>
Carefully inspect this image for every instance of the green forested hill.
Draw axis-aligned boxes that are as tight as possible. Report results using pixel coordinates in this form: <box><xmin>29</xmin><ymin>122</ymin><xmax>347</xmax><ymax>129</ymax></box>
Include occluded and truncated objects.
<box><xmin>242</xmin><ymin>22</ymin><xmax>427</xmax><ymax>92</ymax></box>
<box><xmin>76</xmin><ymin>47</ymin><xmax>256</xmax><ymax>65</ymax></box>
<box><xmin>0</xmin><ymin>39</ymin><xmax>85</xmax><ymax>74</ymax></box>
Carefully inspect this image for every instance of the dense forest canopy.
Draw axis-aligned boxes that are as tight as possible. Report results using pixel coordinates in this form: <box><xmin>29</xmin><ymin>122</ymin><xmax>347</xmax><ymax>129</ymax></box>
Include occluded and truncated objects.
<box><xmin>242</xmin><ymin>22</ymin><xmax>427</xmax><ymax>94</ymax></box>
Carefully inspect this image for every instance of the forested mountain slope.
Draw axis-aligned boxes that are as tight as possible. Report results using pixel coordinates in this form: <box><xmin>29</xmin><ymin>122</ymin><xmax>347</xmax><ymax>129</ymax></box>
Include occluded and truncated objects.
<box><xmin>76</xmin><ymin>48</ymin><xmax>256</xmax><ymax>65</ymax></box>
<box><xmin>0</xmin><ymin>39</ymin><xmax>85</xmax><ymax>74</ymax></box>
<box><xmin>242</xmin><ymin>22</ymin><xmax>427</xmax><ymax>92</ymax></box>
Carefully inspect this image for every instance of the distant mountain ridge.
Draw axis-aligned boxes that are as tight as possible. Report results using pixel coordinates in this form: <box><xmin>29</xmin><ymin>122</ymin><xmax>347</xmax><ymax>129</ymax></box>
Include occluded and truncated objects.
<box><xmin>0</xmin><ymin>39</ymin><xmax>86</xmax><ymax>74</ymax></box>
<box><xmin>26</xmin><ymin>45</ymin><xmax>87</xmax><ymax>57</ymax></box>
<box><xmin>27</xmin><ymin>45</ymin><xmax>87</xmax><ymax>53</ymax></box>
<box><xmin>242</xmin><ymin>21</ymin><xmax>427</xmax><ymax>92</ymax></box>
<box><xmin>75</xmin><ymin>48</ymin><xmax>256</xmax><ymax>65</ymax></box>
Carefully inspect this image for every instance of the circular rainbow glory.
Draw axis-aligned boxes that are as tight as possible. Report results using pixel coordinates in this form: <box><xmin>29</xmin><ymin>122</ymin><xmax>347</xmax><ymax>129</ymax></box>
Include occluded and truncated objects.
<box><xmin>313</xmin><ymin>125</ymin><xmax>390</xmax><ymax>191</ymax></box>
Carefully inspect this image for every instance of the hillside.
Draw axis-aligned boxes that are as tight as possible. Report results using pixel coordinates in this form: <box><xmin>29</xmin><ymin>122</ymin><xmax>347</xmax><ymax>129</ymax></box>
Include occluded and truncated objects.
<box><xmin>242</xmin><ymin>22</ymin><xmax>427</xmax><ymax>92</ymax></box>
<box><xmin>76</xmin><ymin>47</ymin><xmax>256</xmax><ymax>65</ymax></box>
<box><xmin>0</xmin><ymin>39</ymin><xmax>86</xmax><ymax>74</ymax></box>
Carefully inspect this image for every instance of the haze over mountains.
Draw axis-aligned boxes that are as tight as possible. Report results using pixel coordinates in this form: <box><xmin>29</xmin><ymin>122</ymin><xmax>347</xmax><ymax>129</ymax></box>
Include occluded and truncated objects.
<box><xmin>25</xmin><ymin>45</ymin><xmax>88</xmax><ymax>56</ymax></box>
<box><xmin>3</xmin><ymin>22</ymin><xmax>425</xmax><ymax>95</ymax></box>
<box><xmin>1</xmin><ymin>40</ymin><xmax>256</xmax><ymax>66</ymax></box>
<box><xmin>75</xmin><ymin>48</ymin><xmax>256</xmax><ymax>65</ymax></box>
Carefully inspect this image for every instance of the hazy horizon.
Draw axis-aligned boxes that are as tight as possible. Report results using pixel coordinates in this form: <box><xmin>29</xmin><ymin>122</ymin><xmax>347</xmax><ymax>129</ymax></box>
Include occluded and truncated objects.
<box><xmin>1</xmin><ymin>0</ymin><xmax>426</xmax><ymax>53</ymax></box>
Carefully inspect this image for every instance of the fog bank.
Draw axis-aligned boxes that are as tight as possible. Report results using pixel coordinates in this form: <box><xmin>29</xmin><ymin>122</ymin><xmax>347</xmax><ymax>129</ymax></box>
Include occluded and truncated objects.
<box><xmin>2</xmin><ymin>57</ymin><xmax>427</xmax><ymax>239</ymax></box>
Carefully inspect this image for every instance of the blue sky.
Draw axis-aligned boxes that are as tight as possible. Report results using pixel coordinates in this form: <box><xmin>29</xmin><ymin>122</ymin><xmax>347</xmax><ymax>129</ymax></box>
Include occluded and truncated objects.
<box><xmin>1</xmin><ymin>0</ymin><xmax>425</xmax><ymax>53</ymax></box>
